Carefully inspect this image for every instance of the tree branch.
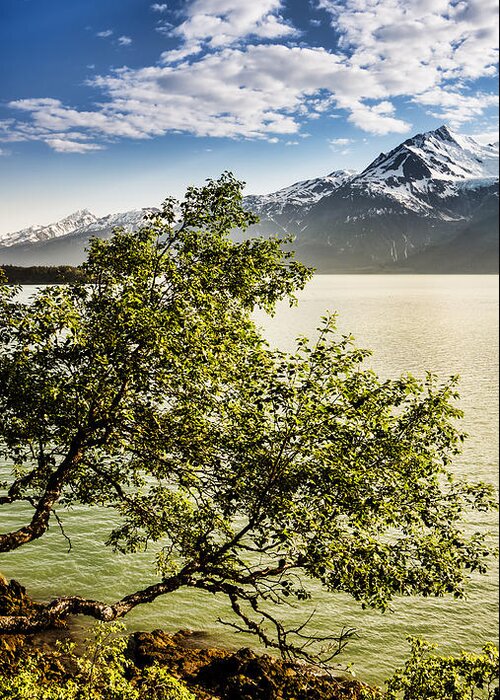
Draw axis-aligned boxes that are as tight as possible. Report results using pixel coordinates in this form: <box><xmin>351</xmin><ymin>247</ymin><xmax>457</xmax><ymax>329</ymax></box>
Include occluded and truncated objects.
<box><xmin>0</xmin><ymin>565</ymin><xmax>198</xmax><ymax>633</ymax></box>
<box><xmin>0</xmin><ymin>440</ymin><xmax>83</xmax><ymax>552</ymax></box>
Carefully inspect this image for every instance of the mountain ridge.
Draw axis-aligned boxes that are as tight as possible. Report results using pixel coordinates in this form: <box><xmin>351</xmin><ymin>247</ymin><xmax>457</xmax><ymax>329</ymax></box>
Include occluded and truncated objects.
<box><xmin>247</xmin><ymin>125</ymin><xmax>498</xmax><ymax>271</ymax></box>
<box><xmin>0</xmin><ymin>209</ymin><xmax>98</xmax><ymax>248</ymax></box>
<box><xmin>1</xmin><ymin>125</ymin><xmax>498</xmax><ymax>272</ymax></box>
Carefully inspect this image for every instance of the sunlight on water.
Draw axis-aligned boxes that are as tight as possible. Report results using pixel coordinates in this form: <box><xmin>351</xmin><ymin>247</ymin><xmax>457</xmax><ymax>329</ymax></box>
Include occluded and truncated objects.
<box><xmin>1</xmin><ymin>276</ymin><xmax>498</xmax><ymax>684</ymax></box>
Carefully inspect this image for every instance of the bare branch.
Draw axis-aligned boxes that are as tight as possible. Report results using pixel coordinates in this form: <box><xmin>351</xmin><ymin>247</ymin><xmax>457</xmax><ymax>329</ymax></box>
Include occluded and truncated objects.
<box><xmin>52</xmin><ymin>509</ymin><xmax>72</xmax><ymax>553</ymax></box>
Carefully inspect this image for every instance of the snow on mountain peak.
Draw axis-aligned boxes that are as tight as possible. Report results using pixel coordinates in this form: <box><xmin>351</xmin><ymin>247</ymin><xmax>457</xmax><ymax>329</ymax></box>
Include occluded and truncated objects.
<box><xmin>246</xmin><ymin>169</ymin><xmax>357</xmax><ymax>216</ymax></box>
<box><xmin>348</xmin><ymin>125</ymin><xmax>499</xmax><ymax>215</ymax></box>
<box><xmin>80</xmin><ymin>208</ymin><xmax>154</xmax><ymax>237</ymax></box>
<box><xmin>406</xmin><ymin>125</ymin><xmax>498</xmax><ymax>179</ymax></box>
<box><xmin>361</xmin><ymin>125</ymin><xmax>498</xmax><ymax>183</ymax></box>
<box><xmin>0</xmin><ymin>209</ymin><xmax>98</xmax><ymax>248</ymax></box>
<box><xmin>0</xmin><ymin>207</ymin><xmax>157</xmax><ymax>250</ymax></box>
<box><xmin>326</xmin><ymin>169</ymin><xmax>357</xmax><ymax>179</ymax></box>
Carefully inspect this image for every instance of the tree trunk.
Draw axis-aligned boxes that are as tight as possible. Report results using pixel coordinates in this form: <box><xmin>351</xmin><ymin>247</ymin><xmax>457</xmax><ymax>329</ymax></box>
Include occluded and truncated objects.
<box><xmin>0</xmin><ymin>572</ymin><xmax>194</xmax><ymax>634</ymax></box>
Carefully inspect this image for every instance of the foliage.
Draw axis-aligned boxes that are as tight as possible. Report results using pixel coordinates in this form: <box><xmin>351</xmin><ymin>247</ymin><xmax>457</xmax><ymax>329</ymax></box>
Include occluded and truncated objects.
<box><xmin>382</xmin><ymin>638</ymin><xmax>499</xmax><ymax>700</ymax></box>
<box><xmin>2</xmin><ymin>627</ymin><xmax>496</xmax><ymax>700</ymax></box>
<box><xmin>138</xmin><ymin>666</ymin><xmax>196</xmax><ymax>700</ymax></box>
<box><xmin>0</xmin><ymin>172</ymin><xmax>497</xmax><ymax>663</ymax></box>
<box><xmin>0</xmin><ymin>623</ymin><xmax>195</xmax><ymax>700</ymax></box>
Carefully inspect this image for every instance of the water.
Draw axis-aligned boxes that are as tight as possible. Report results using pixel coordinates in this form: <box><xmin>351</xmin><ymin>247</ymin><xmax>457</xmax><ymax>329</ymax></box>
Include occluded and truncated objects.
<box><xmin>1</xmin><ymin>276</ymin><xmax>498</xmax><ymax>685</ymax></box>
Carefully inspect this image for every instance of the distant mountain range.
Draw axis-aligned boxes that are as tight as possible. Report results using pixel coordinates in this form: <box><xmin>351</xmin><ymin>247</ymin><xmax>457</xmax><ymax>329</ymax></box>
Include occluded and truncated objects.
<box><xmin>0</xmin><ymin>209</ymin><xmax>152</xmax><ymax>267</ymax></box>
<box><xmin>1</xmin><ymin>125</ymin><xmax>498</xmax><ymax>273</ymax></box>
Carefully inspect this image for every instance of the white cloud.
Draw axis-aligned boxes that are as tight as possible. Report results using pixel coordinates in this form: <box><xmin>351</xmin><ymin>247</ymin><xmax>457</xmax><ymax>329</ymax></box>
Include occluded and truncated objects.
<box><xmin>155</xmin><ymin>21</ymin><xmax>174</xmax><ymax>36</ymax></box>
<box><xmin>347</xmin><ymin>102</ymin><xmax>410</xmax><ymax>134</ymax></box>
<box><xmin>317</xmin><ymin>0</ymin><xmax>499</xmax><ymax>95</ymax></box>
<box><xmin>172</xmin><ymin>0</ymin><xmax>296</xmax><ymax>55</ymax></box>
<box><xmin>9</xmin><ymin>97</ymin><xmax>159</xmax><ymax>141</ymax></box>
<box><xmin>44</xmin><ymin>139</ymin><xmax>104</xmax><ymax>153</ymax></box>
<box><xmin>1</xmin><ymin>0</ymin><xmax>497</xmax><ymax>152</ymax></box>
<box><xmin>160</xmin><ymin>43</ymin><xmax>203</xmax><ymax>64</ymax></box>
<box><xmin>85</xmin><ymin>44</ymin><xmax>390</xmax><ymax>139</ymax></box>
<box><xmin>97</xmin><ymin>29</ymin><xmax>132</xmax><ymax>47</ymax></box>
<box><xmin>414</xmin><ymin>88</ymin><xmax>498</xmax><ymax>128</ymax></box>
<box><xmin>3</xmin><ymin>46</ymin><xmax>369</xmax><ymax>146</ymax></box>
<box><xmin>329</xmin><ymin>137</ymin><xmax>354</xmax><ymax>146</ymax></box>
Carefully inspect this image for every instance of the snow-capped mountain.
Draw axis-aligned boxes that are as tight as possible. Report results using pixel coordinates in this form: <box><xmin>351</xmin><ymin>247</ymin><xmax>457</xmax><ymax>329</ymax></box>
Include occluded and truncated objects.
<box><xmin>247</xmin><ymin>125</ymin><xmax>498</xmax><ymax>271</ymax></box>
<box><xmin>347</xmin><ymin>125</ymin><xmax>498</xmax><ymax>215</ymax></box>
<box><xmin>0</xmin><ymin>125</ymin><xmax>497</xmax><ymax>272</ymax></box>
<box><xmin>80</xmin><ymin>209</ymin><xmax>152</xmax><ymax>237</ymax></box>
<box><xmin>245</xmin><ymin>170</ymin><xmax>356</xmax><ymax>214</ymax></box>
<box><xmin>0</xmin><ymin>209</ymin><xmax>152</xmax><ymax>266</ymax></box>
<box><xmin>248</xmin><ymin>125</ymin><xmax>498</xmax><ymax>225</ymax></box>
<box><xmin>0</xmin><ymin>209</ymin><xmax>98</xmax><ymax>248</ymax></box>
<box><xmin>243</xmin><ymin>170</ymin><xmax>356</xmax><ymax>244</ymax></box>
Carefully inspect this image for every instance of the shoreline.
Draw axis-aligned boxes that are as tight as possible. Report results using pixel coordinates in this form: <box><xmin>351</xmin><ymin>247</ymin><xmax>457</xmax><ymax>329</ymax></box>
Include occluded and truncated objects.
<box><xmin>0</xmin><ymin>577</ymin><xmax>377</xmax><ymax>699</ymax></box>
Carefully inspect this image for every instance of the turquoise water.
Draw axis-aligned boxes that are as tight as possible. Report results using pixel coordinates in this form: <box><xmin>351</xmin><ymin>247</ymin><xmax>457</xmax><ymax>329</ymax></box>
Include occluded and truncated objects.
<box><xmin>1</xmin><ymin>276</ymin><xmax>498</xmax><ymax>685</ymax></box>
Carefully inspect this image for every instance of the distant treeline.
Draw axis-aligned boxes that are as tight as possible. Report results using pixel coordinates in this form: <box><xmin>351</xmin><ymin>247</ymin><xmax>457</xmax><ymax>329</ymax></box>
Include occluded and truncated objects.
<box><xmin>0</xmin><ymin>265</ymin><xmax>88</xmax><ymax>285</ymax></box>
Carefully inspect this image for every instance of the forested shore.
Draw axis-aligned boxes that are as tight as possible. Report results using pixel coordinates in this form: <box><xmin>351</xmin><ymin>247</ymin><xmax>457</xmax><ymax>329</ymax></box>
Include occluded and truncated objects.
<box><xmin>0</xmin><ymin>265</ymin><xmax>87</xmax><ymax>285</ymax></box>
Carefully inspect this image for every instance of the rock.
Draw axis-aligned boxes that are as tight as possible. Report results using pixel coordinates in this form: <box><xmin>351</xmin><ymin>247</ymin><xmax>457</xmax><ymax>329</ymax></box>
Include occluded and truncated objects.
<box><xmin>0</xmin><ymin>611</ymin><xmax>378</xmax><ymax>699</ymax></box>
<box><xmin>0</xmin><ymin>578</ymin><xmax>42</xmax><ymax>616</ymax></box>
<box><xmin>128</xmin><ymin>629</ymin><xmax>227</xmax><ymax>678</ymax></box>
<box><xmin>129</xmin><ymin>630</ymin><xmax>374</xmax><ymax>699</ymax></box>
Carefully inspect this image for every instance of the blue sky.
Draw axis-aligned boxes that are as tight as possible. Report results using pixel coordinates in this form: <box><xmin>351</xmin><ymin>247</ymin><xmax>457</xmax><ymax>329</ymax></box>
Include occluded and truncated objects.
<box><xmin>0</xmin><ymin>0</ymin><xmax>498</xmax><ymax>235</ymax></box>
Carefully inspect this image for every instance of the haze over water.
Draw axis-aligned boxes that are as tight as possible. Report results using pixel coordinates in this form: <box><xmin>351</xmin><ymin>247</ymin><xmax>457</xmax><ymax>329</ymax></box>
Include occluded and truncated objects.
<box><xmin>1</xmin><ymin>275</ymin><xmax>498</xmax><ymax>685</ymax></box>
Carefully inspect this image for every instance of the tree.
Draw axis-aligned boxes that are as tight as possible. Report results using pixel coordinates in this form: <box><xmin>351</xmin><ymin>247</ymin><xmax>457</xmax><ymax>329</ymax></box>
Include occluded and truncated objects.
<box><xmin>0</xmin><ymin>174</ymin><xmax>496</xmax><ymax>664</ymax></box>
<box><xmin>383</xmin><ymin>638</ymin><xmax>499</xmax><ymax>700</ymax></box>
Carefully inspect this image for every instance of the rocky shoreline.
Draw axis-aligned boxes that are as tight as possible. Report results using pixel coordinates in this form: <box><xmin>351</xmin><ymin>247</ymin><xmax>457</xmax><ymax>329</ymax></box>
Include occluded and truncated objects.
<box><xmin>0</xmin><ymin>578</ymin><xmax>377</xmax><ymax>699</ymax></box>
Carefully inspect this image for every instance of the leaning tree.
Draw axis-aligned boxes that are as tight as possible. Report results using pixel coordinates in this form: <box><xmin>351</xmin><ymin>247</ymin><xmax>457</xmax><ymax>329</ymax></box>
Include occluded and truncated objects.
<box><xmin>0</xmin><ymin>173</ymin><xmax>496</xmax><ymax>663</ymax></box>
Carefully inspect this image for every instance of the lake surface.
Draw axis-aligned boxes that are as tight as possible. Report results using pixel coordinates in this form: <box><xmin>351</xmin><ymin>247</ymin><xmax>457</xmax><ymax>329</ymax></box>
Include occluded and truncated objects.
<box><xmin>1</xmin><ymin>275</ymin><xmax>498</xmax><ymax>685</ymax></box>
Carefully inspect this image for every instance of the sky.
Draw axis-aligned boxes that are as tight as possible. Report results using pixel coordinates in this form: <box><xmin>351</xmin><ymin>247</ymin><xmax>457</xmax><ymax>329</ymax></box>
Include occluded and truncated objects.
<box><xmin>0</xmin><ymin>0</ymin><xmax>498</xmax><ymax>235</ymax></box>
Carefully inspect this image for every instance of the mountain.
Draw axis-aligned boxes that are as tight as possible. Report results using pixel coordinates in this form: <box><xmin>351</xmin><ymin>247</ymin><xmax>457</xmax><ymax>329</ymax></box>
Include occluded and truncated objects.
<box><xmin>0</xmin><ymin>209</ymin><xmax>97</xmax><ymax>248</ymax></box>
<box><xmin>1</xmin><ymin>125</ymin><xmax>497</xmax><ymax>272</ymax></box>
<box><xmin>390</xmin><ymin>187</ymin><xmax>499</xmax><ymax>273</ymax></box>
<box><xmin>0</xmin><ymin>209</ymin><xmax>152</xmax><ymax>266</ymax></box>
<box><xmin>246</xmin><ymin>170</ymin><xmax>356</xmax><ymax>211</ymax></box>
<box><xmin>247</xmin><ymin>125</ymin><xmax>498</xmax><ymax>271</ymax></box>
